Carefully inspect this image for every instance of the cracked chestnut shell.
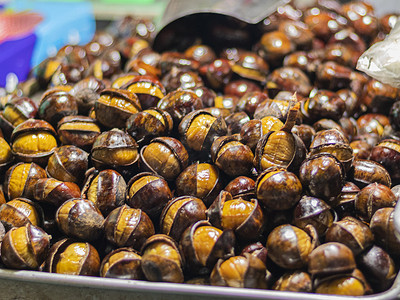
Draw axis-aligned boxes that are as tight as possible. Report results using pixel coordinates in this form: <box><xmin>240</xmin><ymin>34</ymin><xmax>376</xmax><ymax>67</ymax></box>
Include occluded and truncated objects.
<box><xmin>156</xmin><ymin>89</ymin><xmax>203</xmax><ymax>125</ymax></box>
<box><xmin>38</xmin><ymin>89</ymin><xmax>78</xmax><ymax>127</ymax></box>
<box><xmin>211</xmin><ymin>135</ymin><xmax>254</xmax><ymax>177</ymax></box>
<box><xmin>141</xmin><ymin>234</ymin><xmax>184</xmax><ymax>283</ymax></box>
<box><xmin>370</xmin><ymin>207</ymin><xmax>400</xmax><ymax>256</ymax></box>
<box><xmin>127</xmin><ymin>172</ymin><xmax>171</xmax><ymax>219</ymax></box>
<box><xmin>1</xmin><ymin>223</ymin><xmax>51</xmax><ymax>270</ymax></box>
<box><xmin>207</xmin><ymin>191</ymin><xmax>264</xmax><ymax>242</ymax></box>
<box><xmin>293</xmin><ymin>196</ymin><xmax>334</xmax><ymax>236</ymax></box>
<box><xmin>256</xmin><ymin>167</ymin><xmax>302</xmax><ymax>211</ymax></box>
<box><xmin>370</xmin><ymin>139</ymin><xmax>400</xmax><ymax>185</ymax></box>
<box><xmin>47</xmin><ymin>145</ymin><xmax>89</xmax><ymax>185</ymax></box>
<box><xmin>95</xmin><ymin>88</ymin><xmax>142</xmax><ymax>129</ymax></box>
<box><xmin>100</xmin><ymin>247</ymin><xmax>144</xmax><ymax>280</ymax></box>
<box><xmin>140</xmin><ymin>137</ymin><xmax>188</xmax><ymax>181</ymax></box>
<box><xmin>104</xmin><ymin>205</ymin><xmax>154</xmax><ymax>250</ymax></box>
<box><xmin>180</xmin><ymin>220</ymin><xmax>235</xmax><ymax>275</ymax></box>
<box><xmin>355</xmin><ymin>183</ymin><xmax>397</xmax><ymax>222</ymax></box>
<box><xmin>210</xmin><ymin>253</ymin><xmax>268</xmax><ymax>289</ymax></box>
<box><xmin>56</xmin><ymin>198</ymin><xmax>104</xmax><ymax>242</ymax></box>
<box><xmin>326</xmin><ymin>216</ymin><xmax>373</xmax><ymax>255</ymax></box>
<box><xmin>4</xmin><ymin>162</ymin><xmax>47</xmax><ymax>200</ymax></box>
<box><xmin>160</xmin><ymin>196</ymin><xmax>207</xmax><ymax>242</ymax></box>
<box><xmin>0</xmin><ymin>198</ymin><xmax>43</xmax><ymax>231</ymax></box>
<box><xmin>57</xmin><ymin>115</ymin><xmax>101</xmax><ymax>151</ymax></box>
<box><xmin>179</xmin><ymin>110</ymin><xmax>227</xmax><ymax>153</ymax></box>
<box><xmin>91</xmin><ymin>129</ymin><xmax>138</xmax><ymax>171</ymax></box>
<box><xmin>126</xmin><ymin>108</ymin><xmax>173</xmax><ymax>144</ymax></box>
<box><xmin>11</xmin><ymin>119</ymin><xmax>57</xmax><ymax>166</ymax></box>
<box><xmin>272</xmin><ymin>271</ymin><xmax>312</xmax><ymax>293</ymax></box>
<box><xmin>33</xmin><ymin>178</ymin><xmax>80</xmax><ymax>207</ymax></box>
<box><xmin>175</xmin><ymin>162</ymin><xmax>222</xmax><ymax>207</ymax></box>
<box><xmin>240</xmin><ymin>117</ymin><xmax>283</xmax><ymax>151</ymax></box>
<box><xmin>0</xmin><ymin>136</ymin><xmax>13</xmax><ymax>173</ymax></box>
<box><xmin>299</xmin><ymin>153</ymin><xmax>345</xmax><ymax>201</ymax></box>
<box><xmin>69</xmin><ymin>76</ymin><xmax>106</xmax><ymax>114</ymax></box>
<box><xmin>82</xmin><ymin>169</ymin><xmax>126</xmax><ymax>216</ymax></box>
<box><xmin>224</xmin><ymin>176</ymin><xmax>255</xmax><ymax>201</ymax></box>
<box><xmin>45</xmin><ymin>238</ymin><xmax>100</xmax><ymax>276</ymax></box>
<box><xmin>308</xmin><ymin>242</ymin><xmax>356</xmax><ymax>277</ymax></box>
<box><xmin>347</xmin><ymin>159</ymin><xmax>392</xmax><ymax>189</ymax></box>
<box><xmin>267</xmin><ymin>224</ymin><xmax>317</xmax><ymax>270</ymax></box>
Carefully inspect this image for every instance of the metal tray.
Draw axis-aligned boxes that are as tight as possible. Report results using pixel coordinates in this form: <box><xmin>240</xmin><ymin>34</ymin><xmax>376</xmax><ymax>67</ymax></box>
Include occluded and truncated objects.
<box><xmin>0</xmin><ymin>266</ymin><xmax>398</xmax><ymax>300</ymax></box>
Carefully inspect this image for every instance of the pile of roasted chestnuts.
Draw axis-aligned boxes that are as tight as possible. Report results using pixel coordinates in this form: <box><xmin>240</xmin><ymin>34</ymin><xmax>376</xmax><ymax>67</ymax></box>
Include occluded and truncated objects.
<box><xmin>0</xmin><ymin>0</ymin><xmax>399</xmax><ymax>296</ymax></box>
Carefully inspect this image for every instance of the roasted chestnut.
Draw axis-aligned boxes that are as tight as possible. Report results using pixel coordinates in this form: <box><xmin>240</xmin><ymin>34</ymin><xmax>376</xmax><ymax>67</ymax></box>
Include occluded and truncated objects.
<box><xmin>210</xmin><ymin>254</ymin><xmax>268</xmax><ymax>289</ymax></box>
<box><xmin>0</xmin><ymin>198</ymin><xmax>42</xmax><ymax>230</ymax></box>
<box><xmin>57</xmin><ymin>115</ymin><xmax>101</xmax><ymax>150</ymax></box>
<box><xmin>47</xmin><ymin>145</ymin><xmax>89</xmax><ymax>185</ymax></box>
<box><xmin>69</xmin><ymin>76</ymin><xmax>105</xmax><ymax>114</ymax></box>
<box><xmin>91</xmin><ymin>129</ymin><xmax>138</xmax><ymax>172</ymax></box>
<box><xmin>4</xmin><ymin>162</ymin><xmax>47</xmax><ymax>200</ymax></box>
<box><xmin>33</xmin><ymin>178</ymin><xmax>80</xmax><ymax>207</ymax></box>
<box><xmin>308</xmin><ymin>242</ymin><xmax>356</xmax><ymax>277</ymax></box>
<box><xmin>139</xmin><ymin>137</ymin><xmax>188</xmax><ymax>181</ymax></box>
<box><xmin>127</xmin><ymin>172</ymin><xmax>171</xmax><ymax>219</ymax></box>
<box><xmin>95</xmin><ymin>88</ymin><xmax>141</xmax><ymax>129</ymax></box>
<box><xmin>103</xmin><ymin>205</ymin><xmax>154</xmax><ymax>251</ymax></box>
<box><xmin>231</xmin><ymin>52</ymin><xmax>269</xmax><ymax>83</ymax></box>
<box><xmin>325</xmin><ymin>216</ymin><xmax>373</xmax><ymax>255</ymax></box>
<box><xmin>179</xmin><ymin>110</ymin><xmax>227</xmax><ymax>152</ymax></box>
<box><xmin>45</xmin><ymin>238</ymin><xmax>100</xmax><ymax>276</ymax></box>
<box><xmin>11</xmin><ymin>119</ymin><xmax>57</xmax><ymax>166</ymax></box>
<box><xmin>141</xmin><ymin>234</ymin><xmax>184</xmax><ymax>283</ymax></box>
<box><xmin>100</xmin><ymin>248</ymin><xmax>144</xmax><ymax>280</ymax></box>
<box><xmin>370</xmin><ymin>207</ymin><xmax>400</xmax><ymax>256</ymax></box>
<box><xmin>354</xmin><ymin>183</ymin><xmax>397</xmax><ymax>222</ymax></box>
<box><xmin>126</xmin><ymin>108</ymin><xmax>173</xmax><ymax>144</ymax></box>
<box><xmin>272</xmin><ymin>271</ymin><xmax>312</xmax><ymax>293</ymax></box>
<box><xmin>38</xmin><ymin>89</ymin><xmax>78</xmax><ymax>127</ymax></box>
<box><xmin>255</xmin><ymin>167</ymin><xmax>302</xmax><ymax>211</ymax></box>
<box><xmin>370</xmin><ymin>139</ymin><xmax>400</xmax><ymax>185</ymax></box>
<box><xmin>160</xmin><ymin>196</ymin><xmax>207</xmax><ymax>242</ymax></box>
<box><xmin>82</xmin><ymin>169</ymin><xmax>126</xmax><ymax>216</ymax></box>
<box><xmin>347</xmin><ymin>159</ymin><xmax>392</xmax><ymax>189</ymax></box>
<box><xmin>122</xmin><ymin>76</ymin><xmax>166</xmax><ymax>109</ymax></box>
<box><xmin>207</xmin><ymin>191</ymin><xmax>264</xmax><ymax>242</ymax></box>
<box><xmin>1</xmin><ymin>223</ymin><xmax>50</xmax><ymax>270</ymax></box>
<box><xmin>211</xmin><ymin>135</ymin><xmax>254</xmax><ymax>177</ymax></box>
<box><xmin>266</xmin><ymin>224</ymin><xmax>316</xmax><ymax>269</ymax></box>
<box><xmin>180</xmin><ymin>220</ymin><xmax>235</xmax><ymax>275</ymax></box>
<box><xmin>224</xmin><ymin>176</ymin><xmax>255</xmax><ymax>201</ymax></box>
<box><xmin>293</xmin><ymin>196</ymin><xmax>334</xmax><ymax>236</ymax></box>
<box><xmin>175</xmin><ymin>163</ymin><xmax>222</xmax><ymax>207</ymax></box>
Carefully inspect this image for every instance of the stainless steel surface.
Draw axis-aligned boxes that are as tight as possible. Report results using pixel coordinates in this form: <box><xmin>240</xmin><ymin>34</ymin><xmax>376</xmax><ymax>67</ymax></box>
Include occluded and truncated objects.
<box><xmin>395</xmin><ymin>201</ymin><xmax>400</xmax><ymax>241</ymax></box>
<box><xmin>0</xmin><ymin>268</ymin><xmax>398</xmax><ymax>300</ymax></box>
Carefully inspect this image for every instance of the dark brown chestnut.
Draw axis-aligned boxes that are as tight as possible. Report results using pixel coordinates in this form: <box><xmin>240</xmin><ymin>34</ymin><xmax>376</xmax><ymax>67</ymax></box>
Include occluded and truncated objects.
<box><xmin>100</xmin><ymin>247</ymin><xmax>144</xmax><ymax>280</ymax></box>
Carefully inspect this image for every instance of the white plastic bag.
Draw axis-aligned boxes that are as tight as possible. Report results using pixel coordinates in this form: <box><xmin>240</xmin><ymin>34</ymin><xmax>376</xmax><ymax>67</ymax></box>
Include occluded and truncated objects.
<box><xmin>357</xmin><ymin>18</ymin><xmax>400</xmax><ymax>88</ymax></box>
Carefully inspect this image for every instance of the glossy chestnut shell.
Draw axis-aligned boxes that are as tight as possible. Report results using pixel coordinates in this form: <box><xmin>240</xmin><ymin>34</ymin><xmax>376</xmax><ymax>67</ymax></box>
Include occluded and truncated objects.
<box><xmin>33</xmin><ymin>178</ymin><xmax>81</xmax><ymax>207</ymax></box>
<box><xmin>100</xmin><ymin>248</ymin><xmax>144</xmax><ymax>280</ymax></box>
<box><xmin>272</xmin><ymin>271</ymin><xmax>312</xmax><ymax>293</ymax></box>
<box><xmin>0</xmin><ymin>197</ymin><xmax>42</xmax><ymax>230</ymax></box>
<box><xmin>370</xmin><ymin>207</ymin><xmax>400</xmax><ymax>256</ymax></box>
<box><xmin>104</xmin><ymin>205</ymin><xmax>154</xmax><ymax>250</ymax></box>
<box><xmin>45</xmin><ymin>238</ymin><xmax>100</xmax><ymax>276</ymax></box>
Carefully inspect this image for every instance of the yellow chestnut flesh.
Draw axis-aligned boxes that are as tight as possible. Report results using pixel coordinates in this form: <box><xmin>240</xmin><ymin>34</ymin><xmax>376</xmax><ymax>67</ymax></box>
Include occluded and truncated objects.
<box><xmin>3</xmin><ymin>106</ymin><xmax>26</xmax><ymax>126</ymax></box>
<box><xmin>143</xmin><ymin>143</ymin><xmax>179</xmax><ymax>179</ymax></box>
<box><xmin>219</xmin><ymin>256</ymin><xmax>248</xmax><ymax>287</ymax></box>
<box><xmin>196</xmin><ymin>164</ymin><xmax>218</xmax><ymax>199</ymax></box>
<box><xmin>93</xmin><ymin>148</ymin><xmax>138</xmax><ymax>166</ymax></box>
<box><xmin>128</xmin><ymin>175</ymin><xmax>159</xmax><ymax>198</ymax></box>
<box><xmin>144</xmin><ymin>241</ymin><xmax>181</xmax><ymax>268</ymax></box>
<box><xmin>58</xmin><ymin>122</ymin><xmax>101</xmax><ymax>133</ymax></box>
<box><xmin>8</xmin><ymin>164</ymin><xmax>31</xmax><ymax>200</ymax></box>
<box><xmin>261</xmin><ymin>131</ymin><xmax>294</xmax><ymax>170</ymax></box>
<box><xmin>146</xmin><ymin>110</ymin><xmax>166</xmax><ymax>125</ymax></box>
<box><xmin>98</xmin><ymin>95</ymin><xmax>139</xmax><ymax>114</ymax></box>
<box><xmin>127</xmin><ymin>82</ymin><xmax>165</xmax><ymax>99</ymax></box>
<box><xmin>12</xmin><ymin>132</ymin><xmax>57</xmax><ymax>154</ymax></box>
<box><xmin>8</xmin><ymin>200</ymin><xmax>39</xmax><ymax>226</ymax></box>
<box><xmin>221</xmin><ymin>199</ymin><xmax>255</xmax><ymax>230</ymax></box>
<box><xmin>186</xmin><ymin>114</ymin><xmax>216</xmax><ymax>151</ymax></box>
<box><xmin>101</xmin><ymin>251</ymin><xmax>141</xmax><ymax>277</ymax></box>
<box><xmin>0</xmin><ymin>137</ymin><xmax>12</xmax><ymax>163</ymax></box>
<box><xmin>56</xmin><ymin>243</ymin><xmax>87</xmax><ymax>275</ymax></box>
<box><xmin>115</xmin><ymin>208</ymin><xmax>141</xmax><ymax>245</ymax></box>
<box><xmin>162</xmin><ymin>198</ymin><xmax>191</xmax><ymax>235</ymax></box>
<box><xmin>193</xmin><ymin>226</ymin><xmax>222</xmax><ymax>266</ymax></box>
<box><xmin>11</xmin><ymin>226</ymin><xmax>37</xmax><ymax>268</ymax></box>
<box><xmin>316</xmin><ymin>277</ymin><xmax>365</xmax><ymax>296</ymax></box>
<box><xmin>261</xmin><ymin>116</ymin><xmax>283</xmax><ymax>133</ymax></box>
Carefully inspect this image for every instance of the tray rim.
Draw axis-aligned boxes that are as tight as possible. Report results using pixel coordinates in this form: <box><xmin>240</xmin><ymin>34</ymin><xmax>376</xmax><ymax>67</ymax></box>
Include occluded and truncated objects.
<box><xmin>0</xmin><ymin>267</ymin><xmax>398</xmax><ymax>300</ymax></box>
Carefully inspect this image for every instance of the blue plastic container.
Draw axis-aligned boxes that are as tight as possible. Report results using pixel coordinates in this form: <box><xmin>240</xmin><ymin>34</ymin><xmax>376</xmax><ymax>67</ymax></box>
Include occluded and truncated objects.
<box><xmin>0</xmin><ymin>33</ymin><xmax>36</xmax><ymax>87</ymax></box>
<box><xmin>8</xmin><ymin>0</ymin><xmax>95</xmax><ymax>67</ymax></box>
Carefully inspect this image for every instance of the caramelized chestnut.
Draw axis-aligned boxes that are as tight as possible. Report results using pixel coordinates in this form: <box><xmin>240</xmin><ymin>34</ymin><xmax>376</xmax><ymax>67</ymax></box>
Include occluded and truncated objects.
<box><xmin>56</xmin><ymin>198</ymin><xmax>104</xmax><ymax>241</ymax></box>
<box><xmin>100</xmin><ymin>248</ymin><xmax>144</xmax><ymax>279</ymax></box>
<box><xmin>272</xmin><ymin>271</ymin><xmax>312</xmax><ymax>293</ymax></box>
<box><xmin>224</xmin><ymin>176</ymin><xmax>255</xmax><ymax>201</ymax></box>
<box><xmin>348</xmin><ymin>159</ymin><xmax>392</xmax><ymax>188</ymax></box>
<box><xmin>141</xmin><ymin>234</ymin><xmax>184</xmax><ymax>283</ymax></box>
<box><xmin>104</xmin><ymin>205</ymin><xmax>154</xmax><ymax>250</ymax></box>
<box><xmin>1</xmin><ymin>223</ymin><xmax>50</xmax><ymax>270</ymax></box>
<box><xmin>127</xmin><ymin>172</ymin><xmax>171</xmax><ymax>219</ymax></box>
<box><xmin>370</xmin><ymin>207</ymin><xmax>400</xmax><ymax>256</ymax></box>
<box><xmin>0</xmin><ymin>198</ymin><xmax>42</xmax><ymax>230</ymax></box>
<box><xmin>45</xmin><ymin>238</ymin><xmax>100</xmax><ymax>276</ymax></box>
<box><xmin>33</xmin><ymin>178</ymin><xmax>80</xmax><ymax>207</ymax></box>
